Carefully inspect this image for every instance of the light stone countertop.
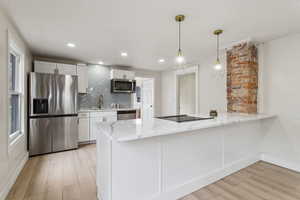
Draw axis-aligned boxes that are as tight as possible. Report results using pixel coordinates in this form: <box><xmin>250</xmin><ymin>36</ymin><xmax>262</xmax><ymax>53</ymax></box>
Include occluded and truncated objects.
<box><xmin>97</xmin><ymin>113</ymin><xmax>276</xmax><ymax>142</ymax></box>
<box><xmin>78</xmin><ymin>108</ymin><xmax>140</xmax><ymax>113</ymax></box>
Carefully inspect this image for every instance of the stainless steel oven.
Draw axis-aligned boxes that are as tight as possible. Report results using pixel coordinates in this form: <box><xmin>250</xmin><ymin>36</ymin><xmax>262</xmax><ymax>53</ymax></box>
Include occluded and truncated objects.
<box><xmin>111</xmin><ymin>79</ymin><xmax>136</xmax><ymax>93</ymax></box>
<box><xmin>117</xmin><ymin>110</ymin><xmax>137</xmax><ymax>120</ymax></box>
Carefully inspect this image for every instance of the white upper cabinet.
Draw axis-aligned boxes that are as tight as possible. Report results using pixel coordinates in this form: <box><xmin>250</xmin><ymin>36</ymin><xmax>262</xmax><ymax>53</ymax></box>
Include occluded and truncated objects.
<box><xmin>56</xmin><ymin>63</ymin><xmax>77</xmax><ymax>75</ymax></box>
<box><xmin>34</xmin><ymin>61</ymin><xmax>77</xmax><ymax>75</ymax></box>
<box><xmin>34</xmin><ymin>60</ymin><xmax>88</xmax><ymax>93</ymax></box>
<box><xmin>34</xmin><ymin>61</ymin><xmax>58</xmax><ymax>74</ymax></box>
<box><xmin>110</xmin><ymin>69</ymin><xmax>135</xmax><ymax>80</ymax></box>
<box><xmin>77</xmin><ymin>65</ymin><xmax>89</xmax><ymax>93</ymax></box>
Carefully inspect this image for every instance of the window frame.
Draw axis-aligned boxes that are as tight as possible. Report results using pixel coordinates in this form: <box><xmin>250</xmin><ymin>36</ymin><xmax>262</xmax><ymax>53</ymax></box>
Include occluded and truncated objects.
<box><xmin>7</xmin><ymin>37</ymin><xmax>25</xmax><ymax>144</ymax></box>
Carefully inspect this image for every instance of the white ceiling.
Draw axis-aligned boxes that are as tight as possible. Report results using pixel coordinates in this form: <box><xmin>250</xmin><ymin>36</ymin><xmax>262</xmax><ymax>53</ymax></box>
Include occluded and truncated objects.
<box><xmin>1</xmin><ymin>0</ymin><xmax>300</xmax><ymax>70</ymax></box>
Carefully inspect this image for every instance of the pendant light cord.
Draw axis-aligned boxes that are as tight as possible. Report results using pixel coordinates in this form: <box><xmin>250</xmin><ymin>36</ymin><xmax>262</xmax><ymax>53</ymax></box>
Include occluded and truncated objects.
<box><xmin>178</xmin><ymin>21</ymin><xmax>181</xmax><ymax>52</ymax></box>
<box><xmin>217</xmin><ymin>34</ymin><xmax>219</xmax><ymax>61</ymax></box>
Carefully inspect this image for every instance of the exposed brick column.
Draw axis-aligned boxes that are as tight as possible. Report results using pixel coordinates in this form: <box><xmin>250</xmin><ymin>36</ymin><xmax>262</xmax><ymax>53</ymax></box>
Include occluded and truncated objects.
<box><xmin>227</xmin><ymin>42</ymin><xmax>258</xmax><ymax>114</ymax></box>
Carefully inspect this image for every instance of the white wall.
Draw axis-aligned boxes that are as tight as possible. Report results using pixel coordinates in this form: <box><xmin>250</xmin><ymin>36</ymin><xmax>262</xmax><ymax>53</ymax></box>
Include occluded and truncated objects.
<box><xmin>260</xmin><ymin>33</ymin><xmax>300</xmax><ymax>165</ymax></box>
<box><xmin>198</xmin><ymin>54</ymin><xmax>227</xmax><ymax>114</ymax></box>
<box><xmin>134</xmin><ymin>69</ymin><xmax>161</xmax><ymax>116</ymax></box>
<box><xmin>0</xmin><ymin>9</ymin><xmax>32</xmax><ymax>199</ymax></box>
<box><xmin>161</xmin><ymin>54</ymin><xmax>227</xmax><ymax>116</ymax></box>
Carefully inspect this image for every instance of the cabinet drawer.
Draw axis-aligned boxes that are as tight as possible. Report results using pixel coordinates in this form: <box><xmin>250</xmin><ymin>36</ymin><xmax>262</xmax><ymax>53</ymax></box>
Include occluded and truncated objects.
<box><xmin>78</xmin><ymin>112</ymin><xmax>90</xmax><ymax>118</ymax></box>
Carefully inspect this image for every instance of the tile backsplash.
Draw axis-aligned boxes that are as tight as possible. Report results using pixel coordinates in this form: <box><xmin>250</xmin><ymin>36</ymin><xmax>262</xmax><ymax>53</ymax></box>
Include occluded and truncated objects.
<box><xmin>78</xmin><ymin>65</ymin><xmax>132</xmax><ymax>109</ymax></box>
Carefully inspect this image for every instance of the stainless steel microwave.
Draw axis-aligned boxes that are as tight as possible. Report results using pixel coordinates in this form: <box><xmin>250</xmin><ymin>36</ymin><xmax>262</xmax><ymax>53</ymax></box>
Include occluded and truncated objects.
<box><xmin>111</xmin><ymin>79</ymin><xmax>136</xmax><ymax>93</ymax></box>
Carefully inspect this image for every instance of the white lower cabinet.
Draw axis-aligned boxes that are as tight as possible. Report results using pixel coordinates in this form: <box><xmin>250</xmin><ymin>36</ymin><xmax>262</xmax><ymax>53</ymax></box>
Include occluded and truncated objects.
<box><xmin>79</xmin><ymin>111</ymin><xmax>117</xmax><ymax>143</ymax></box>
<box><xmin>78</xmin><ymin>112</ymin><xmax>90</xmax><ymax>143</ymax></box>
<box><xmin>78</xmin><ymin>118</ymin><xmax>90</xmax><ymax>142</ymax></box>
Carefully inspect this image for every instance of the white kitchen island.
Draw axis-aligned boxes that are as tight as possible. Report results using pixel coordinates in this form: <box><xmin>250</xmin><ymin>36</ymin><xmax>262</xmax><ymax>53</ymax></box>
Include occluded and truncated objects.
<box><xmin>96</xmin><ymin>113</ymin><xmax>275</xmax><ymax>200</ymax></box>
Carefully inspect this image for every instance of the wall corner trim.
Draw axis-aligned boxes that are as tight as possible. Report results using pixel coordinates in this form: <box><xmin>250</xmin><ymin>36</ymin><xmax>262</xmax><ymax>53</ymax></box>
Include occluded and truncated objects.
<box><xmin>0</xmin><ymin>152</ymin><xmax>29</xmax><ymax>200</ymax></box>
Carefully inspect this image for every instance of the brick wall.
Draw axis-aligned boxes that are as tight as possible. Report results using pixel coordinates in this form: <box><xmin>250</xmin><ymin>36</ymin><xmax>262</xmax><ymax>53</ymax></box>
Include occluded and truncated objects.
<box><xmin>227</xmin><ymin>42</ymin><xmax>258</xmax><ymax>114</ymax></box>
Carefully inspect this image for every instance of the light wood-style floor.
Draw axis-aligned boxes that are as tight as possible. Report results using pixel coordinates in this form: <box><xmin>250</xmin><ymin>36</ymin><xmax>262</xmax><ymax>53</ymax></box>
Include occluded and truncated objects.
<box><xmin>180</xmin><ymin>161</ymin><xmax>300</xmax><ymax>200</ymax></box>
<box><xmin>6</xmin><ymin>144</ymin><xmax>97</xmax><ymax>200</ymax></box>
<box><xmin>6</xmin><ymin>144</ymin><xmax>300</xmax><ymax>200</ymax></box>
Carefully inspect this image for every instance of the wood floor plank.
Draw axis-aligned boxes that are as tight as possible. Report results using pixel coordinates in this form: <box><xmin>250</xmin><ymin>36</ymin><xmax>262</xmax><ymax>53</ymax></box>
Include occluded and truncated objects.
<box><xmin>193</xmin><ymin>187</ymin><xmax>219</xmax><ymax>200</ymax></box>
<box><xmin>180</xmin><ymin>194</ymin><xmax>200</xmax><ymax>200</ymax></box>
<box><xmin>216</xmin><ymin>180</ymin><xmax>263</xmax><ymax>200</ymax></box>
<box><xmin>207</xmin><ymin>183</ymin><xmax>240</xmax><ymax>200</ymax></box>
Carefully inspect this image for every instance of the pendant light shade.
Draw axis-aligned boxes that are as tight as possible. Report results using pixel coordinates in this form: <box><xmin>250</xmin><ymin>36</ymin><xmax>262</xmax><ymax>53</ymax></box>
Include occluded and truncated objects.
<box><xmin>214</xmin><ymin>29</ymin><xmax>223</xmax><ymax>70</ymax></box>
<box><xmin>176</xmin><ymin>49</ymin><xmax>185</xmax><ymax>64</ymax></box>
<box><xmin>175</xmin><ymin>15</ymin><xmax>185</xmax><ymax>64</ymax></box>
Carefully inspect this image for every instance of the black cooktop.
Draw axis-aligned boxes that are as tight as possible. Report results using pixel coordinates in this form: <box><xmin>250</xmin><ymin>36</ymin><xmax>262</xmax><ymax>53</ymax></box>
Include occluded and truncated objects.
<box><xmin>157</xmin><ymin>115</ymin><xmax>214</xmax><ymax>123</ymax></box>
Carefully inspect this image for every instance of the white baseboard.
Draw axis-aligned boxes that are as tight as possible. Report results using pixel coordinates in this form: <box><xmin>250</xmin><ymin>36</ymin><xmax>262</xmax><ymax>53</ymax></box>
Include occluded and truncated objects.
<box><xmin>0</xmin><ymin>152</ymin><xmax>28</xmax><ymax>200</ymax></box>
<box><xmin>261</xmin><ymin>153</ymin><xmax>300</xmax><ymax>173</ymax></box>
<box><xmin>151</xmin><ymin>154</ymin><xmax>260</xmax><ymax>200</ymax></box>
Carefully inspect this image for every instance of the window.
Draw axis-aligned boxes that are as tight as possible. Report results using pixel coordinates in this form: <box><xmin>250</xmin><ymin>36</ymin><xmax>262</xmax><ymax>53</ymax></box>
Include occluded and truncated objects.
<box><xmin>8</xmin><ymin>40</ymin><xmax>24</xmax><ymax>143</ymax></box>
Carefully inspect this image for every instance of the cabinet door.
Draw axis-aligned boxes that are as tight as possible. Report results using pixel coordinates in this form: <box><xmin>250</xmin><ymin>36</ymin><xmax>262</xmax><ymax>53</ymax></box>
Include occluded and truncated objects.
<box><xmin>77</xmin><ymin>65</ymin><xmax>88</xmax><ymax>93</ymax></box>
<box><xmin>111</xmin><ymin>69</ymin><xmax>122</xmax><ymax>79</ymax></box>
<box><xmin>111</xmin><ymin>69</ymin><xmax>135</xmax><ymax>80</ymax></box>
<box><xmin>125</xmin><ymin>70</ymin><xmax>135</xmax><ymax>80</ymax></box>
<box><xmin>78</xmin><ymin>117</ymin><xmax>90</xmax><ymax>142</ymax></box>
<box><xmin>90</xmin><ymin>117</ymin><xmax>103</xmax><ymax>141</ymax></box>
<box><xmin>57</xmin><ymin>63</ymin><xmax>77</xmax><ymax>75</ymax></box>
<box><xmin>34</xmin><ymin>61</ymin><xmax>57</xmax><ymax>74</ymax></box>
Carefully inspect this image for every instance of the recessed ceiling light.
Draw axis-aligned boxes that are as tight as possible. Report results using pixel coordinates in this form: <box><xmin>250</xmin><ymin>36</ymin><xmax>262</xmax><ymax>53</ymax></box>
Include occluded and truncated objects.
<box><xmin>121</xmin><ymin>52</ymin><xmax>128</xmax><ymax>57</ymax></box>
<box><xmin>67</xmin><ymin>43</ymin><xmax>76</xmax><ymax>48</ymax></box>
<box><xmin>158</xmin><ymin>59</ymin><xmax>165</xmax><ymax>63</ymax></box>
<box><xmin>98</xmin><ymin>61</ymin><xmax>104</xmax><ymax>65</ymax></box>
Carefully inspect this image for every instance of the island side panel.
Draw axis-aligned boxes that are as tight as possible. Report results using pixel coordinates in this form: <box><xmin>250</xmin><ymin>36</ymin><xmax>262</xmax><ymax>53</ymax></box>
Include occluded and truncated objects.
<box><xmin>102</xmin><ymin>120</ymin><xmax>266</xmax><ymax>200</ymax></box>
<box><xmin>111</xmin><ymin>138</ymin><xmax>161</xmax><ymax>200</ymax></box>
<box><xmin>162</xmin><ymin>129</ymin><xmax>223</xmax><ymax>192</ymax></box>
<box><xmin>98</xmin><ymin>133</ymin><xmax>112</xmax><ymax>200</ymax></box>
<box><xmin>156</xmin><ymin>121</ymin><xmax>264</xmax><ymax>200</ymax></box>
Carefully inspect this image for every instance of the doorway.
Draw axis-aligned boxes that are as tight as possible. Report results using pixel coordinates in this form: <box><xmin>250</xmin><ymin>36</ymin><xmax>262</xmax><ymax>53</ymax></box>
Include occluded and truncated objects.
<box><xmin>175</xmin><ymin>66</ymin><xmax>199</xmax><ymax>115</ymax></box>
<box><xmin>133</xmin><ymin>77</ymin><xmax>155</xmax><ymax>120</ymax></box>
<box><xmin>178</xmin><ymin>73</ymin><xmax>196</xmax><ymax>114</ymax></box>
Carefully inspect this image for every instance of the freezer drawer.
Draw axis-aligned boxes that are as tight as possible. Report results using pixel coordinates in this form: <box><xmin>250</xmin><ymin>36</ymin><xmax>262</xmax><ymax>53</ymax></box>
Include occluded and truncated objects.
<box><xmin>52</xmin><ymin>116</ymin><xmax>78</xmax><ymax>152</ymax></box>
<box><xmin>29</xmin><ymin>118</ymin><xmax>53</xmax><ymax>156</ymax></box>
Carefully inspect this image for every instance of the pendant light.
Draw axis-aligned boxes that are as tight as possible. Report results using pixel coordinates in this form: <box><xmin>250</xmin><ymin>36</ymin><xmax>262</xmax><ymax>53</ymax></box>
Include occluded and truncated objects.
<box><xmin>213</xmin><ymin>29</ymin><xmax>223</xmax><ymax>70</ymax></box>
<box><xmin>175</xmin><ymin>15</ymin><xmax>185</xmax><ymax>64</ymax></box>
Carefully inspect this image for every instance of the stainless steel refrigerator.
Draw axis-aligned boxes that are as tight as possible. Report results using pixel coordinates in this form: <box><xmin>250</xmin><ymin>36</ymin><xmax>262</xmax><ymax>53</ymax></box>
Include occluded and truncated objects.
<box><xmin>29</xmin><ymin>72</ymin><xmax>78</xmax><ymax>156</ymax></box>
